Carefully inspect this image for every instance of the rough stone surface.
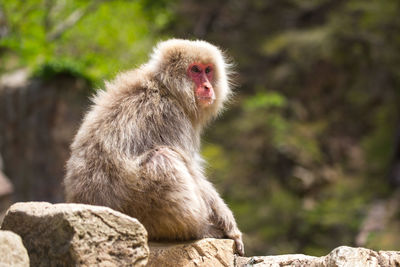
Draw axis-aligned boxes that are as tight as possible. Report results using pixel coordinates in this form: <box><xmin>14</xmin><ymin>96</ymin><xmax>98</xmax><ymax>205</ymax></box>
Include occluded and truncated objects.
<box><xmin>148</xmin><ymin>238</ymin><xmax>236</xmax><ymax>267</ymax></box>
<box><xmin>324</xmin><ymin>246</ymin><xmax>400</xmax><ymax>267</ymax></box>
<box><xmin>0</xmin><ymin>70</ymin><xmax>90</xmax><ymax>203</ymax></box>
<box><xmin>236</xmin><ymin>254</ymin><xmax>321</xmax><ymax>267</ymax></box>
<box><xmin>235</xmin><ymin>246</ymin><xmax>400</xmax><ymax>267</ymax></box>
<box><xmin>1</xmin><ymin>202</ymin><xmax>149</xmax><ymax>267</ymax></box>
<box><xmin>0</xmin><ymin>230</ymin><xmax>29</xmax><ymax>267</ymax></box>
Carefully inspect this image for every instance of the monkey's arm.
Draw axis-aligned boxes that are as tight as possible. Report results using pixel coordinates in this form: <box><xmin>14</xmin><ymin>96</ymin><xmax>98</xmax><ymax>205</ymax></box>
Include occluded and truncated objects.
<box><xmin>195</xmin><ymin>174</ymin><xmax>244</xmax><ymax>256</ymax></box>
<box><xmin>139</xmin><ymin>147</ymin><xmax>244</xmax><ymax>255</ymax></box>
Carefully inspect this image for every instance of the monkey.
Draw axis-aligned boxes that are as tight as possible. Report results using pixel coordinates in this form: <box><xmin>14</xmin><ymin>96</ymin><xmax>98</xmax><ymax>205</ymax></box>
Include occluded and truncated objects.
<box><xmin>64</xmin><ymin>39</ymin><xmax>244</xmax><ymax>255</ymax></box>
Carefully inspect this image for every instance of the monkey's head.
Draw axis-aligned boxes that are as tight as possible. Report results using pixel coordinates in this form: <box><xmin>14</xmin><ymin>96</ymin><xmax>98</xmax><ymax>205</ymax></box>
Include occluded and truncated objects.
<box><xmin>147</xmin><ymin>39</ymin><xmax>233</xmax><ymax>123</ymax></box>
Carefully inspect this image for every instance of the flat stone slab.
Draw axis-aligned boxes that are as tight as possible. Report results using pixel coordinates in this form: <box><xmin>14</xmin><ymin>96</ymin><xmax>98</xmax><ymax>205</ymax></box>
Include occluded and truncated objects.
<box><xmin>149</xmin><ymin>238</ymin><xmax>236</xmax><ymax>267</ymax></box>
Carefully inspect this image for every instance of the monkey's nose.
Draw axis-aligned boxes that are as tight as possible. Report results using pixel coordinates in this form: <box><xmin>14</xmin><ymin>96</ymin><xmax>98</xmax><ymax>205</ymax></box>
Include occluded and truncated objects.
<box><xmin>203</xmin><ymin>82</ymin><xmax>212</xmax><ymax>91</ymax></box>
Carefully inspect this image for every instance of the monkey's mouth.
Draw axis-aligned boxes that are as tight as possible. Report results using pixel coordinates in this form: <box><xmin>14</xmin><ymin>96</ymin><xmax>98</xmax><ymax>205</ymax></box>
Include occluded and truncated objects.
<box><xmin>197</xmin><ymin>96</ymin><xmax>215</xmax><ymax>106</ymax></box>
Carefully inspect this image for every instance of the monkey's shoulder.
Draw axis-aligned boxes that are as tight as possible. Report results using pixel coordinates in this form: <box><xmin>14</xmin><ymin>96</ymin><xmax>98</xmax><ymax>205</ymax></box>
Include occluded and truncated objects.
<box><xmin>92</xmin><ymin>86</ymin><xmax>184</xmax><ymax>128</ymax></box>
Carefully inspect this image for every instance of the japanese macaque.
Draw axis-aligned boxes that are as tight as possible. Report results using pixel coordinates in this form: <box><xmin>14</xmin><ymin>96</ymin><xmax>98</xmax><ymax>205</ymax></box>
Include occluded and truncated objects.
<box><xmin>64</xmin><ymin>39</ymin><xmax>244</xmax><ymax>255</ymax></box>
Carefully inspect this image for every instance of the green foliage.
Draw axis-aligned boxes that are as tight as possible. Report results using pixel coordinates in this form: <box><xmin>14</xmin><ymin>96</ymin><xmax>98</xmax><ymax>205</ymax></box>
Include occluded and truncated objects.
<box><xmin>244</xmin><ymin>91</ymin><xmax>287</xmax><ymax>110</ymax></box>
<box><xmin>362</xmin><ymin>104</ymin><xmax>397</xmax><ymax>175</ymax></box>
<box><xmin>1</xmin><ymin>0</ymin><xmax>175</xmax><ymax>82</ymax></box>
<box><xmin>263</xmin><ymin>27</ymin><xmax>332</xmax><ymax>64</ymax></box>
<box><xmin>202</xmin><ymin>143</ymin><xmax>230</xmax><ymax>184</ymax></box>
<box><xmin>32</xmin><ymin>59</ymin><xmax>90</xmax><ymax>83</ymax></box>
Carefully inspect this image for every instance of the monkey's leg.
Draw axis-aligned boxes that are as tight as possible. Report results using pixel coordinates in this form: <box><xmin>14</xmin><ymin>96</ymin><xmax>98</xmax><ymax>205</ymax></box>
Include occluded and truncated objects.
<box><xmin>132</xmin><ymin>146</ymin><xmax>211</xmax><ymax>241</ymax></box>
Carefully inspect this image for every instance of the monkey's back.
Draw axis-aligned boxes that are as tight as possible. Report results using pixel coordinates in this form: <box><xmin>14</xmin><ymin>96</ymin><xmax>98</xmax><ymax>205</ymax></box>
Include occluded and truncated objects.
<box><xmin>64</xmin><ymin>70</ymin><xmax>198</xmax><ymax>213</ymax></box>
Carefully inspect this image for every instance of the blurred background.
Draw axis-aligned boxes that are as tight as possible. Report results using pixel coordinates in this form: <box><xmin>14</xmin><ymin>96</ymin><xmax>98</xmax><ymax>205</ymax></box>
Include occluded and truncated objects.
<box><xmin>1</xmin><ymin>0</ymin><xmax>400</xmax><ymax>256</ymax></box>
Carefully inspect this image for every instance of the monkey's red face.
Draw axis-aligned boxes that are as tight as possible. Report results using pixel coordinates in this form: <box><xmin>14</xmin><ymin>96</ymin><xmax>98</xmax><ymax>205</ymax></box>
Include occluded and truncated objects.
<box><xmin>188</xmin><ymin>63</ymin><xmax>215</xmax><ymax>107</ymax></box>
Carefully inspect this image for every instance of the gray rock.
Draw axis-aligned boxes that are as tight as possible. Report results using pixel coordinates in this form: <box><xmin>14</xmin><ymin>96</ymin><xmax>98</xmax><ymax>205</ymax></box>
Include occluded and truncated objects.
<box><xmin>0</xmin><ymin>71</ymin><xmax>90</xmax><ymax>203</ymax></box>
<box><xmin>236</xmin><ymin>254</ymin><xmax>320</xmax><ymax>267</ymax></box>
<box><xmin>1</xmin><ymin>202</ymin><xmax>149</xmax><ymax>266</ymax></box>
<box><xmin>235</xmin><ymin>246</ymin><xmax>400</xmax><ymax>267</ymax></box>
<box><xmin>0</xmin><ymin>230</ymin><xmax>29</xmax><ymax>267</ymax></box>
<box><xmin>324</xmin><ymin>246</ymin><xmax>400</xmax><ymax>267</ymax></box>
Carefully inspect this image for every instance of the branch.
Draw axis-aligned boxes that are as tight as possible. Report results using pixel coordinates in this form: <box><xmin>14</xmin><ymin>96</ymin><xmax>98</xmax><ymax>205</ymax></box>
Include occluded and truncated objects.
<box><xmin>47</xmin><ymin>0</ymin><xmax>105</xmax><ymax>41</ymax></box>
<box><xmin>0</xmin><ymin>4</ymin><xmax>8</xmax><ymax>39</ymax></box>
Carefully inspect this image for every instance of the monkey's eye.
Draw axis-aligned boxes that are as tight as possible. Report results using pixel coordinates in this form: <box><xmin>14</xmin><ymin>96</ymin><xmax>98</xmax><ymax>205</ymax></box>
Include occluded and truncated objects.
<box><xmin>205</xmin><ymin>66</ymin><xmax>212</xmax><ymax>74</ymax></box>
<box><xmin>191</xmin><ymin>65</ymin><xmax>201</xmax><ymax>73</ymax></box>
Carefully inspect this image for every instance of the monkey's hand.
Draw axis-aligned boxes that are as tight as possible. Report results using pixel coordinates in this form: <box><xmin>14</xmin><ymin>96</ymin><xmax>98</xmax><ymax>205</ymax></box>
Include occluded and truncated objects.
<box><xmin>194</xmin><ymin>166</ymin><xmax>245</xmax><ymax>255</ymax></box>
<box><xmin>210</xmin><ymin>210</ymin><xmax>244</xmax><ymax>255</ymax></box>
<box><xmin>227</xmin><ymin>229</ymin><xmax>244</xmax><ymax>256</ymax></box>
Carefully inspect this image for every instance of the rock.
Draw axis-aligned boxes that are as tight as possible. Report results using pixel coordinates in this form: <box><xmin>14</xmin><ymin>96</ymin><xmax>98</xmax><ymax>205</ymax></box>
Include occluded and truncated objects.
<box><xmin>324</xmin><ymin>246</ymin><xmax>400</xmax><ymax>267</ymax></box>
<box><xmin>235</xmin><ymin>246</ymin><xmax>400</xmax><ymax>267</ymax></box>
<box><xmin>0</xmin><ymin>71</ymin><xmax>90</xmax><ymax>203</ymax></box>
<box><xmin>148</xmin><ymin>238</ymin><xmax>236</xmax><ymax>267</ymax></box>
<box><xmin>0</xmin><ymin>230</ymin><xmax>29</xmax><ymax>266</ymax></box>
<box><xmin>2</xmin><ymin>202</ymin><xmax>400</xmax><ymax>267</ymax></box>
<box><xmin>1</xmin><ymin>202</ymin><xmax>149</xmax><ymax>266</ymax></box>
<box><xmin>236</xmin><ymin>254</ymin><xmax>321</xmax><ymax>267</ymax></box>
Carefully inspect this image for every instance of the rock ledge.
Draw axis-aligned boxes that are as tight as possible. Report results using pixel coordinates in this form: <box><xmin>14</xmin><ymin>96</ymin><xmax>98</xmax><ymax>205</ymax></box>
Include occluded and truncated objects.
<box><xmin>1</xmin><ymin>202</ymin><xmax>400</xmax><ymax>267</ymax></box>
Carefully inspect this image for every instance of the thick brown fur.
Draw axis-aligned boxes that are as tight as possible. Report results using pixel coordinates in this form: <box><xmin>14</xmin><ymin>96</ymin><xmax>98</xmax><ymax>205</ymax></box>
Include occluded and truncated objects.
<box><xmin>64</xmin><ymin>39</ymin><xmax>244</xmax><ymax>255</ymax></box>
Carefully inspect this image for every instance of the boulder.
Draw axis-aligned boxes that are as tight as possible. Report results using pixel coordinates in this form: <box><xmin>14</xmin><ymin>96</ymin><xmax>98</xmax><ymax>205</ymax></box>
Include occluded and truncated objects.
<box><xmin>149</xmin><ymin>238</ymin><xmax>236</xmax><ymax>267</ymax></box>
<box><xmin>1</xmin><ymin>202</ymin><xmax>149</xmax><ymax>266</ymax></box>
<box><xmin>235</xmin><ymin>246</ymin><xmax>400</xmax><ymax>267</ymax></box>
<box><xmin>0</xmin><ymin>230</ymin><xmax>29</xmax><ymax>266</ymax></box>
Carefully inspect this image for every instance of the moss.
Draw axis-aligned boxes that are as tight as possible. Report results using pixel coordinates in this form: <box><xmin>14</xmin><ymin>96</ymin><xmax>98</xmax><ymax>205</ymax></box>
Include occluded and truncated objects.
<box><xmin>32</xmin><ymin>60</ymin><xmax>93</xmax><ymax>86</ymax></box>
